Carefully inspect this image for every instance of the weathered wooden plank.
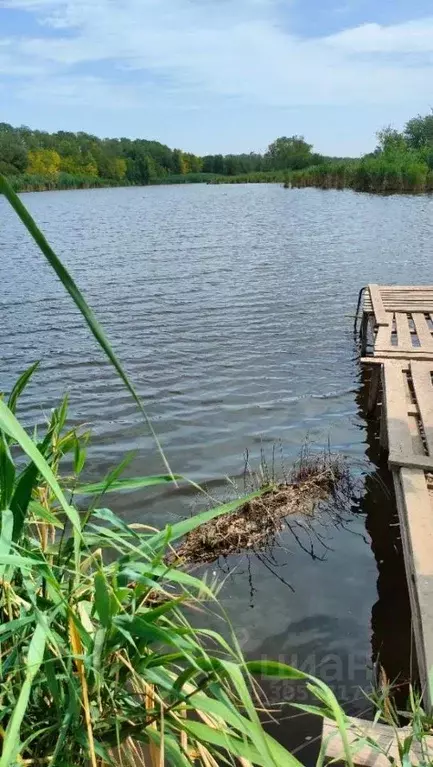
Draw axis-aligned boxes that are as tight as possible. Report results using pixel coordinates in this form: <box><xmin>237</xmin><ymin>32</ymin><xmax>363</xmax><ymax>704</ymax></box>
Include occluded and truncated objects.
<box><xmin>399</xmin><ymin>468</ymin><xmax>433</xmax><ymax>707</ymax></box>
<box><xmin>381</xmin><ymin>285</ymin><xmax>433</xmax><ymax>291</ymax></box>
<box><xmin>384</xmin><ymin>294</ymin><xmax>433</xmax><ymax>297</ymax></box>
<box><xmin>383</xmin><ymin>291</ymin><xmax>433</xmax><ymax>295</ymax></box>
<box><xmin>393</xmin><ymin>469</ymin><xmax>432</xmax><ymax>710</ymax></box>
<box><xmin>384</xmin><ymin>296</ymin><xmax>433</xmax><ymax>300</ymax></box>
<box><xmin>383</xmin><ymin>292</ymin><xmax>433</xmax><ymax>296</ymax></box>
<box><xmin>361</xmin><ymin>356</ymin><xmax>408</xmax><ymax>366</ymax></box>
<box><xmin>412</xmin><ymin>314</ymin><xmax>433</xmax><ymax>351</ymax></box>
<box><xmin>384</xmin><ymin>301</ymin><xmax>433</xmax><ymax>314</ymax></box>
<box><xmin>408</xmin><ymin>413</ymin><xmax>425</xmax><ymax>456</ymax></box>
<box><xmin>362</xmin><ymin>352</ymin><xmax>433</xmax><ymax>362</ymax></box>
<box><xmin>383</xmin><ymin>361</ymin><xmax>413</xmax><ymax>459</ymax></box>
<box><xmin>395</xmin><ymin>312</ymin><xmax>412</xmax><ymax>349</ymax></box>
<box><xmin>323</xmin><ymin>715</ymin><xmax>433</xmax><ymax>766</ymax></box>
<box><xmin>384</xmin><ymin>303</ymin><xmax>433</xmax><ymax>308</ymax></box>
<box><xmin>359</xmin><ymin>285</ymin><xmax>433</xmax><ymax>711</ymax></box>
<box><xmin>375</xmin><ymin>323</ymin><xmax>391</xmax><ymax>351</ymax></box>
<box><xmin>368</xmin><ymin>284</ymin><xmax>389</xmax><ymax>326</ymax></box>
<box><xmin>411</xmin><ymin>361</ymin><xmax>433</xmax><ymax>457</ymax></box>
<box><xmin>376</xmin><ymin>346</ymin><xmax>433</xmax><ymax>355</ymax></box>
<box><xmin>389</xmin><ymin>454</ymin><xmax>433</xmax><ymax>470</ymax></box>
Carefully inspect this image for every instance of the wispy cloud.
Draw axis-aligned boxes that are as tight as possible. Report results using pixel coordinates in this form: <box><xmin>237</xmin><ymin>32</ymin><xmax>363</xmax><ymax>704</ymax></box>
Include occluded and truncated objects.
<box><xmin>0</xmin><ymin>0</ymin><xmax>432</xmax><ymax>149</ymax></box>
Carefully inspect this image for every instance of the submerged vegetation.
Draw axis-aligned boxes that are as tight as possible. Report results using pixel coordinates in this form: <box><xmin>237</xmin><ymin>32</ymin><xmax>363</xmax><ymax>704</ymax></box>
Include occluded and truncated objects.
<box><xmin>1</xmin><ymin>171</ymin><xmax>433</xmax><ymax>764</ymax></box>
<box><xmin>175</xmin><ymin>450</ymin><xmax>353</xmax><ymax>567</ymax></box>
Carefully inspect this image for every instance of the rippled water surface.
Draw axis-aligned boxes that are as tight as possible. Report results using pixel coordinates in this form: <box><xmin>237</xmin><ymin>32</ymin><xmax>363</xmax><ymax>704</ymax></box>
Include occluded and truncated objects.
<box><xmin>2</xmin><ymin>184</ymin><xmax>433</xmax><ymax>755</ymax></box>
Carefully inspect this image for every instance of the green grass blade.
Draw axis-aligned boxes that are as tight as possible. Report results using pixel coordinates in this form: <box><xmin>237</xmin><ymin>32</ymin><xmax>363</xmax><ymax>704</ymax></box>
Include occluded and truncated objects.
<box><xmin>245</xmin><ymin>659</ymin><xmax>309</xmax><ymax>682</ymax></box>
<box><xmin>94</xmin><ymin>571</ymin><xmax>111</xmax><ymax>628</ymax></box>
<box><xmin>0</xmin><ymin>508</ymin><xmax>14</xmax><ymax>579</ymax></box>
<box><xmin>0</xmin><ymin>623</ymin><xmax>47</xmax><ymax>767</ymax></box>
<box><xmin>147</xmin><ymin>489</ymin><xmax>265</xmax><ymax>549</ymax></box>
<box><xmin>0</xmin><ymin>398</ymin><xmax>80</xmax><ymax>535</ymax></box>
<box><xmin>75</xmin><ymin>473</ymin><xmax>182</xmax><ymax>495</ymax></box>
<box><xmin>0</xmin><ymin>434</ymin><xmax>15</xmax><ymax>510</ymax></box>
<box><xmin>7</xmin><ymin>361</ymin><xmax>40</xmax><ymax>415</ymax></box>
<box><xmin>0</xmin><ymin>174</ymin><xmax>173</xmax><ymax>479</ymax></box>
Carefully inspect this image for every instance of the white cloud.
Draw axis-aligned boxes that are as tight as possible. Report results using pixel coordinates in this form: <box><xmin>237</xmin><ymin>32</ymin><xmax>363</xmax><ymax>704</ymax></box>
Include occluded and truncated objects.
<box><xmin>326</xmin><ymin>18</ymin><xmax>433</xmax><ymax>52</ymax></box>
<box><xmin>1</xmin><ymin>0</ymin><xmax>433</xmax><ymax>112</ymax></box>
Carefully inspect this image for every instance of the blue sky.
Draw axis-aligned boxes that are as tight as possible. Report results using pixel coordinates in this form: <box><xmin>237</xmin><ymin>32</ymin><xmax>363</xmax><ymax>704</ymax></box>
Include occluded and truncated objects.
<box><xmin>1</xmin><ymin>0</ymin><xmax>432</xmax><ymax>156</ymax></box>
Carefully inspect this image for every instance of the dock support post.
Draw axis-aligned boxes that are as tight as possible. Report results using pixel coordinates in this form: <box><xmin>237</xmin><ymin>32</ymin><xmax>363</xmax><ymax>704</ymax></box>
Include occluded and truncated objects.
<box><xmin>367</xmin><ymin>365</ymin><xmax>381</xmax><ymax>415</ymax></box>
<box><xmin>360</xmin><ymin>312</ymin><xmax>369</xmax><ymax>355</ymax></box>
<box><xmin>379</xmin><ymin>367</ymin><xmax>388</xmax><ymax>451</ymax></box>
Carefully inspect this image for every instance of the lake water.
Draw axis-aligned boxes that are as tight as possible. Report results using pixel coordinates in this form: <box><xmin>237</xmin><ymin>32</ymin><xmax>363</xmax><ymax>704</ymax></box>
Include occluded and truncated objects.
<box><xmin>2</xmin><ymin>184</ymin><xmax>433</xmax><ymax>760</ymax></box>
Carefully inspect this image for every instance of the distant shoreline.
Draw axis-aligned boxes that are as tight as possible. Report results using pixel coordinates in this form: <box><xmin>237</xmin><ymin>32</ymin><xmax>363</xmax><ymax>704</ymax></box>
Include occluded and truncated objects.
<box><xmin>7</xmin><ymin>164</ymin><xmax>433</xmax><ymax>195</ymax></box>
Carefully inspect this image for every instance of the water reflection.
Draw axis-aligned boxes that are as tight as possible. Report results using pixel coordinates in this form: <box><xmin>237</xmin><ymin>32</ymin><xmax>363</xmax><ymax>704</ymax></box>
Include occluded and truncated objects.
<box><xmin>356</xmin><ymin>364</ymin><xmax>414</xmax><ymax>704</ymax></box>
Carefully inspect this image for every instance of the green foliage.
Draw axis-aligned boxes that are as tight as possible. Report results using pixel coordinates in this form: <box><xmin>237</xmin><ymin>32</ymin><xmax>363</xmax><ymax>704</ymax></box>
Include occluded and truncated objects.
<box><xmin>0</xmin><ymin>126</ymin><xmax>27</xmax><ymax>175</ymax></box>
<box><xmin>27</xmin><ymin>149</ymin><xmax>61</xmax><ymax>176</ymax></box>
<box><xmin>0</xmin><ymin>125</ymin><xmax>202</xmax><ymax>190</ymax></box>
<box><xmin>3</xmin><ymin>109</ymin><xmax>433</xmax><ymax>193</ymax></box>
<box><xmin>0</xmin><ymin>377</ymin><xmax>302</xmax><ymax>766</ymax></box>
<box><xmin>265</xmin><ymin>135</ymin><xmax>317</xmax><ymax>170</ymax></box>
<box><xmin>376</xmin><ymin>126</ymin><xmax>408</xmax><ymax>156</ymax></box>
<box><xmin>211</xmin><ymin>169</ymin><xmax>288</xmax><ymax>184</ymax></box>
<box><xmin>163</xmin><ymin>172</ymin><xmax>217</xmax><ymax>184</ymax></box>
<box><xmin>126</xmin><ymin>152</ymin><xmax>158</xmax><ymax>185</ymax></box>
<box><xmin>404</xmin><ymin>112</ymin><xmax>433</xmax><ymax>149</ymax></box>
<box><xmin>8</xmin><ymin>173</ymin><xmax>123</xmax><ymax>192</ymax></box>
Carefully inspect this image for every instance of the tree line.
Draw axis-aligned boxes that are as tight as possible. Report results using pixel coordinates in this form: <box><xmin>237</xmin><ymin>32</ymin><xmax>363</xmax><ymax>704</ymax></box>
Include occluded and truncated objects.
<box><xmin>1</xmin><ymin>111</ymin><xmax>433</xmax><ymax>193</ymax></box>
<box><xmin>214</xmin><ymin>112</ymin><xmax>433</xmax><ymax>194</ymax></box>
<box><xmin>0</xmin><ymin>122</ymin><xmax>323</xmax><ymax>190</ymax></box>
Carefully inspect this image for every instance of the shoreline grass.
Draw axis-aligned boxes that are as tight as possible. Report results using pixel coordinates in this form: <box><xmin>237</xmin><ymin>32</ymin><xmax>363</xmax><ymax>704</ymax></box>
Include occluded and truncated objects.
<box><xmin>211</xmin><ymin>158</ymin><xmax>433</xmax><ymax>194</ymax></box>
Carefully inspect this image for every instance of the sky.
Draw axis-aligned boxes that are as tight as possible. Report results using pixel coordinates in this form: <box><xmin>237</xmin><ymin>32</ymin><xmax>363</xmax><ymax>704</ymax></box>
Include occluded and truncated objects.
<box><xmin>0</xmin><ymin>0</ymin><xmax>432</xmax><ymax>156</ymax></box>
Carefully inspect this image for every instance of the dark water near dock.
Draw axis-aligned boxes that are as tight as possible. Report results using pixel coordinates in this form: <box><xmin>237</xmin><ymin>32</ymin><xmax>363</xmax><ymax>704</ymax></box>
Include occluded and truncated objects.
<box><xmin>2</xmin><ymin>184</ymin><xmax>432</xmax><ymax>759</ymax></box>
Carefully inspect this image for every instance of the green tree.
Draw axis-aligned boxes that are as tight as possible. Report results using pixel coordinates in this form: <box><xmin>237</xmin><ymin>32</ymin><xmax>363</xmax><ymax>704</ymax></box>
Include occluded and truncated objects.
<box><xmin>376</xmin><ymin>126</ymin><xmax>408</xmax><ymax>155</ymax></box>
<box><xmin>184</xmin><ymin>152</ymin><xmax>202</xmax><ymax>173</ymax></box>
<box><xmin>126</xmin><ymin>153</ymin><xmax>156</xmax><ymax>184</ymax></box>
<box><xmin>265</xmin><ymin>135</ymin><xmax>314</xmax><ymax>170</ymax></box>
<box><xmin>405</xmin><ymin>112</ymin><xmax>433</xmax><ymax>149</ymax></box>
<box><xmin>172</xmin><ymin>148</ymin><xmax>187</xmax><ymax>174</ymax></box>
<box><xmin>0</xmin><ymin>131</ymin><xmax>27</xmax><ymax>175</ymax></box>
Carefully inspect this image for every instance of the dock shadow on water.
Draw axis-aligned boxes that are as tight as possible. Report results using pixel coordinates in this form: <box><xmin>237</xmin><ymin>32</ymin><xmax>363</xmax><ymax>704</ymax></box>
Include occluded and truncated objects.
<box><xmin>259</xmin><ymin>367</ymin><xmax>414</xmax><ymax>764</ymax></box>
<box><xmin>356</xmin><ymin>364</ymin><xmax>415</xmax><ymax>703</ymax></box>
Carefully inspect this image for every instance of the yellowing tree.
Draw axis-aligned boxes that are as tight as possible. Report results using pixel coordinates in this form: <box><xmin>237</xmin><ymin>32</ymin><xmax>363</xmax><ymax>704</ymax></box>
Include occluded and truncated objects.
<box><xmin>60</xmin><ymin>155</ymin><xmax>81</xmax><ymax>174</ymax></box>
<box><xmin>27</xmin><ymin>149</ymin><xmax>60</xmax><ymax>176</ymax></box>
<box><xmin>113</xmin><ymin>158</ymin><xmax>127</xmax><ymax>180</ymax></box>
<box><xmin>60</xmin><ymin>153</ymin><xmax>99</xmax><ymax>177</ymax></box>
<box><xmin>82</xmin><ymin>159</ymin><xmax>98</xmax><ymax>177</ymax></box>
<box><xmin>184</xmin><ymin>153</ymin><xmax>202</xmax><ymax>173</ymax></box>
<box><xmin>172</xmin><ymin>149</ymin><xmax>188</xmax><ymax>175</ymax></box>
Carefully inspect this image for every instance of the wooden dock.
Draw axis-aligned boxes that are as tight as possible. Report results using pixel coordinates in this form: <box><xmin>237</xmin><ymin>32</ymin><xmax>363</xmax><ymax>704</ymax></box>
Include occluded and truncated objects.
<box><xmin>360</xmin><ymin>284</ymin><xmax>433</xmax><ymax>710</ymax></box>
<box><xmin>319</xmin><ymin>285</ymin><xmax>433</xmax><ymax>765</ymax></box>
<box><xmin>323</xmin><ymin>716</ymin><xmax>433</xmax><ymax>765</ymax></box>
